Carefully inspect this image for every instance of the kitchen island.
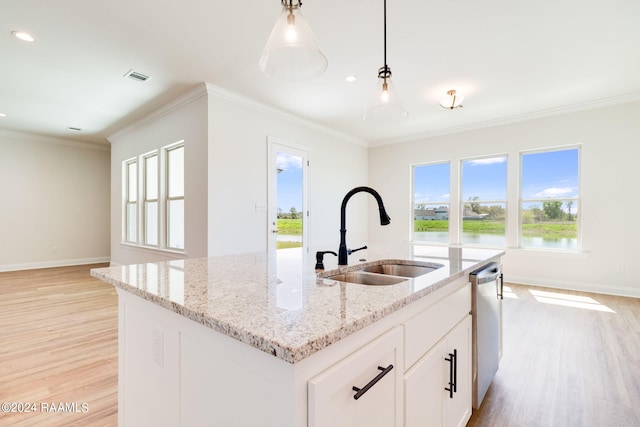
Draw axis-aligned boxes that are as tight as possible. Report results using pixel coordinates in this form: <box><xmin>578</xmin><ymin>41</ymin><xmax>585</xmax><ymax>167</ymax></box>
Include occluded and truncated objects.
<box><xmin>92</xmin><ymin>246</ymin><xmax>503</xmax><ymax>426</ymax></box>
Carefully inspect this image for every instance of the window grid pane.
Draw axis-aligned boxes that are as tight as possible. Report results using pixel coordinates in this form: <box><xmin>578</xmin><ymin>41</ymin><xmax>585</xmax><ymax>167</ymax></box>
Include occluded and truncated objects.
<box><xmin>145</xmin><ymin>201</ymin><xmax>158</xmax><ymax>246</ymax></box>
<box><xmin>520</xmin><ymin>148</ymin><xmax>579</xmax><ymax>250</ymax></box>
<box><xmin>413</xmin><ymin>163</ymin><xmax>450</xmax><ymax>244</ymax></box>
<box><xmin>127</xmin><ymin>162</ymin><xmax>137</xmax><ymax>202</ymax></box>
<box><xmin>167</xmin><ymin>146</ymin><xmax>184</xmax><ymax>198</ymax></box>
<box><xmin>126</xmin><ymin>203</ymin><xmax>137</xmax><ymax>243</ymax></box>
<box><xmin>167</xmin><ymin>199</ymin><xmax>184</xmax><ymax>250</ymax></box>
<box><xmin>145</xmin><ymin>154</ymin><xmax>158</xmax><ymax>201</ymax></box>
<box><xmin>461</xmin><ymin>156</ymin><xmax>507</xmax><ymax>247</ymax></box>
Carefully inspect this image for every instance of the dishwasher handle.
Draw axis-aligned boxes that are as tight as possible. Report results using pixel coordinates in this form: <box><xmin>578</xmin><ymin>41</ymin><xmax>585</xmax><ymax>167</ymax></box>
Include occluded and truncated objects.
<box><xmin>470</xmin><ymin>262</ymin><xmax>501</xmax><ymax>285</ymax></box>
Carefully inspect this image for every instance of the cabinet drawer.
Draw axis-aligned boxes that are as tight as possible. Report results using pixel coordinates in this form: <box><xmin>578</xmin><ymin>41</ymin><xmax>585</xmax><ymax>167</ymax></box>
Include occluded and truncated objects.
<box><xmin>404</xmin><ymin>283</ymin><xmax>470</xmax><ymax>369</ymax></box>
<box><xmin>308</xmin><ymin>327</ymin><xmax>403</xmax><ymax>427</ymax></box>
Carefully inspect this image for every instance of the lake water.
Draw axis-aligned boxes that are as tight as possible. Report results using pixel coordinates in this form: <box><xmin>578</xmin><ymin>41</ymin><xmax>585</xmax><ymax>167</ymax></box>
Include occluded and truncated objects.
<box><xmin>414</xmin><ymin>232</ymin><xmax>577</xmax><ymax>250</ymax></box>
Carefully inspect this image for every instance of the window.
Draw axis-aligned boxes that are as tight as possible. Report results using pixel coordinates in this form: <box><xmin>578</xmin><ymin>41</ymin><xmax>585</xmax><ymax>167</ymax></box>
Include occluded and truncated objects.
<box><xmin>166</xmin><ymin>144</ymin><xmax>184</xmax><ymax>250</ymax></box>
<box><xmin>124</xmin><ymin>159</ymin><xmax>137</xmax><ymax>243</ymax></box>
<box><xmin>461</xmin><ymin>156</ymin><xmax>507</xmax><ymax>247</ymax></box>
<box><xmin>413</xmin><ymin>162</ymin><xmax>450</xmax><ymax>244</ymax></box>
<box><xmin>520</xmin><ymin>147</ymin><xmax>580</xmax><ymax>250</ymax></box>
<box><xmin>122</xmin><ymin>141</ymin><xmax>184</xmax><ymax>252</ymax></box>
<box><xmin>144</xmin><ymin>153</ymin><xmax>159</xmax><ymax>246</ymax></box>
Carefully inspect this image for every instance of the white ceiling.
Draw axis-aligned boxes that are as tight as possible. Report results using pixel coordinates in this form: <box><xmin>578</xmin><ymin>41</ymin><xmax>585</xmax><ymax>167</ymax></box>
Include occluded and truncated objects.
<box><xmin>2</xmin><ymin>0</ymin><xmax>640</xmax><ymax>146</ymax></box>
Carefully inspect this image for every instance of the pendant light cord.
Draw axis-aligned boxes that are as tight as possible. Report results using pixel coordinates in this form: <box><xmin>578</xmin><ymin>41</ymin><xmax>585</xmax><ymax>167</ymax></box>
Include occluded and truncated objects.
<box><xmin>383</xmin><ymin>0</ymin><xmax>387</xmax><ymax>68</ymax></box>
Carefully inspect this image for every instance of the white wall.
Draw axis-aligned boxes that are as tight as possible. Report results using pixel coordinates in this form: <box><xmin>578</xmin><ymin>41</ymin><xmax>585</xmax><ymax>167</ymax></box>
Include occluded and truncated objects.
<box><xmin>206</xmin><ymin>86</ymin><xmax>369</xmax><ymax>256</ymax></box>
<box><xmin>0</xmin><ymin>130</ymin><xmax>110</xmax><ymax>271</ymax></box>
<box><xmin>108</xmin><ymin>85</ymin><xmax>209</xmax><ymax>265</ymax></box>
<box><xmin>369</xmin><ymin>101</ymin><xmax>640</xmax><ymax>297</ymax></box>
<box><xmin>108</xmin><ymin>83</ymin><xmax>369</xmax><ymax>265</ymax></box>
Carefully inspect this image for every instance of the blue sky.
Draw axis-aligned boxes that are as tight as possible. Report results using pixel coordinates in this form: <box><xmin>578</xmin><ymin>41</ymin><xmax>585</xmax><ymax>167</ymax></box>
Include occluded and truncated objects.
<box><xmin>414</xmin><ymin>148</ymin><xmax>579</xmax><ymax>204</ymax></box>
<box><xmin>277</xmin><ymin>152</ymin><xmax>303</xmax><ymax>212</ymax></box>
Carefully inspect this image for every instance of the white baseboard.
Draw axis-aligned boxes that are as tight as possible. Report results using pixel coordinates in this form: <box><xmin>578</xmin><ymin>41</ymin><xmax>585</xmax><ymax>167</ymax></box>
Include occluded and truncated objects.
<box><xmin>0</xmin><ymin>256</ymin><xmax>111</xmax><ymax>273</ymax></box>
<box><xmin>506</xmin><ymin>275</ymin><xmax>640</xmax><ymax>299</ymax></box>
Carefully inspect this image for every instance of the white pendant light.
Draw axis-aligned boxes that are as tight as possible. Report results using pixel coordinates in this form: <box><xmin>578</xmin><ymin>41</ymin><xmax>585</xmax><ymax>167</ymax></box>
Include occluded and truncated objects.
<box><xmin>439</xmin><ymin>90</ymin><xmax>464</xmax><ymax>109</ymax></box>
<box><xmin>364</xmin><ymin>0</ymin><xmax>408</xmax><ymax>122</ymax></box>
<box><xmin>259</xmin><ymin>0</ymin><xmax>328</xmax><ymax>81</ymax></box>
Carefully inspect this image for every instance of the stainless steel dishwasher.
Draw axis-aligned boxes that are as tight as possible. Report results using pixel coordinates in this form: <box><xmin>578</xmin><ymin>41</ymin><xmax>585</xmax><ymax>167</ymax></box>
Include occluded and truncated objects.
<box><xmin>470</xmin><ymin>261</ymin><xmax>503</xmax><ymax>409</ymax></box>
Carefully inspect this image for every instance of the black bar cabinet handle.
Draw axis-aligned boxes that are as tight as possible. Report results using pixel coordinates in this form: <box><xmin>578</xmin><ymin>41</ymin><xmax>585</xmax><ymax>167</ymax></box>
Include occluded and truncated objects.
<box><xmin>444</xmin><ymin>352</ymin><xmax>454</xmax><ymax>399</ymax></box>
<box><xmin>352</xmin><ymin>364</ymin><xmax>394</xmax><ymax>400</ymax></box>
<box><xmin>498</xmin><ymin>273</ymin><xmax>504</xmax><ymax>300</ymax></box>
<box><xmin>452</xmin><ymin>349</ymin><xmax>457</xmax><ymax>393</ymax></box>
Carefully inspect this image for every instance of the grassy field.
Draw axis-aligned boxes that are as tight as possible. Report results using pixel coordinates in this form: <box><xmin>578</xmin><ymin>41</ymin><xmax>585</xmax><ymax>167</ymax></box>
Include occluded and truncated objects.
<box><xmin>414</xmin><ymin>219</ymin><xmax>576</xmax><ymax>238</ymax></box>
<box><xmin>276</xmin><ymin>219</ymin><xmax>302</xmax><ymax>249</ymax></box>
<box><xmin>277</xmin><ymin>218</ymin><xmax>303</xmax><ymax>235</ymax></box>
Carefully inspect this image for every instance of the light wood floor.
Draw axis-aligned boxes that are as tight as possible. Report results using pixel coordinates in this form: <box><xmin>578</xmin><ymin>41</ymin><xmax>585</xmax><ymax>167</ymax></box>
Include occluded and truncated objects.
<box><xmin>2</xmin><ymin>266</ymin><xmax>639</xmax><ymax>427</ymax></box>
<box><xmin>468</xmin><ymin>283</ymin><xmax>640</xmax><ymax>427</ymax></box>
<box><xmin>0</xmin><ymin>264</ymin><xmax>117</xmax><ymax>427</ymax></box>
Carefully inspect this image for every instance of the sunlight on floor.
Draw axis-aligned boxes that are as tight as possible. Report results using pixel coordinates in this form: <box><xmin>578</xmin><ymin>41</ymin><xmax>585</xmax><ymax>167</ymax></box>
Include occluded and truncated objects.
<box><xmin>502</xmin><ymin>285</ymin><xmax>519</xmax><ymax>299</ymax></box>
<box><xmin>529</xmin><ymin>289</ymin><xmax>616</xmax><ymax>313</ymax></box>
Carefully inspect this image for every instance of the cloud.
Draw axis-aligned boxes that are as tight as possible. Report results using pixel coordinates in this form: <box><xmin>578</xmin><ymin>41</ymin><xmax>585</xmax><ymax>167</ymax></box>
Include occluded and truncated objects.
<box><xmin>276</xmin><ymin>153</ymin><xmax>302</xmax><ymax>170</ymax></box>
<box><xmin>467</xmin><ymin>157</ymin><xmax>506</xmax><ymax>166</ymax></box>
<box><xmin>534</xmin><ymin>187</ymin><xmax>574</xmax><ymax>197</ymax></box>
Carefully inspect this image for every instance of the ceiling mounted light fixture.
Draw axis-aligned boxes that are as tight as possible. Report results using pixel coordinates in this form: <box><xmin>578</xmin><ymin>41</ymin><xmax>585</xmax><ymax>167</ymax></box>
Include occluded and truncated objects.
<box><xmin>364</xmin><ymin>0</ymin><xmax>408</xmax><ymax>122</ymax></box>
<box><xmin>11</xmin><ymin>30</ymin><xmax>36</xmax><ymax>42</ymax></box>
<box><xmin>439</xmin><ymin>90</ymin><xmax>464</xmax><ymax>109</ymax></box>
<box><xmin>259</xmin><ymin>0</ymin><xmax>328</xmax><ymax>81</ymax></box>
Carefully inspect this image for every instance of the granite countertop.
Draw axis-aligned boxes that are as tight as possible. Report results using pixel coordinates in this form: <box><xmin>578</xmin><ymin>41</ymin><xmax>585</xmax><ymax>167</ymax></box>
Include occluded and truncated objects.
<box><xmin>91</xmin><ymin>246</ymin><xmax>503</xmax><ymax>363</ymax></box>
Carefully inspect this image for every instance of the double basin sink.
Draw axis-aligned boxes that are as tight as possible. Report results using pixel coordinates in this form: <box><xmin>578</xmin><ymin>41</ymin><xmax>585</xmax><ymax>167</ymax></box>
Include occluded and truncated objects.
<box><xmin>321</xmin><ymin>261</ymin><xmax>444</xmax><ymax>286</ymax></box>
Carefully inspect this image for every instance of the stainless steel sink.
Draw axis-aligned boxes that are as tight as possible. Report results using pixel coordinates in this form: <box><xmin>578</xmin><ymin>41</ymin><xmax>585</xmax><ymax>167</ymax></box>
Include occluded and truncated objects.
<box><xmin>361</xmin><ymin>264</ymin><xmax>440</xmax><ymax>278</ymax></box>
<box><xmin>326</xmin><ymin>272</ymin><xmax>407</xmax><ymax>286</ymax></box>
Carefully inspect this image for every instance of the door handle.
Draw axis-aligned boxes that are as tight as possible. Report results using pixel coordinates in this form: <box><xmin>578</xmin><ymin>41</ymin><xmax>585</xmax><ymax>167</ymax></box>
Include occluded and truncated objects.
<box><xmin>444</xmin><ymin>349</ymin><xmax>457</xmax><ymax>399</ymax></box>
<box><xmin>352</xmin><ymin>364</ymin><xmax>394</xmax><ymax>400</ymax></box>
<box><xmin>271</xmin><ymin>229</ymin><xmax>278</xmax><ymax>234</ymax></box>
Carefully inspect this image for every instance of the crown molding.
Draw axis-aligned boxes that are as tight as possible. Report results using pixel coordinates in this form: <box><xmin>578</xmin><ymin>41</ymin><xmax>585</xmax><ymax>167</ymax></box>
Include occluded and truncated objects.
<box><xmin>204</xmin><ymin>83</ymin><xmax>367</xmax><ymax>147</ymax></box>
<box><xmin>108</xmin><ymin>82</ymin><xmax>366</xmax><ymax>147</ymax></box>
<box><xmin>107</xmin><ymin>82</ymin><xmax>210</xmax><ymax>143</ymax></box>
<box><xmin>370</xmin><ymin>92</ymin><xmax>640</xmax><ymax>147</ymax></box>
<box><xmin>0</xmin><ymin>129</ymin><xmax>110</xmax><ymax>152</ymax></box>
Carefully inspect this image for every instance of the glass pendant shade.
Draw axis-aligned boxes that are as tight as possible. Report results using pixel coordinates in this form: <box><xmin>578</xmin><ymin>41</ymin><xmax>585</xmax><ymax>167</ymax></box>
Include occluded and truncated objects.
<box><xmin>364</xmin><ymin>75</ymin><xmax>408</xmax><ymax>122</ymax></box>
<box><xmin>259</xmin><ymin>2</ymin><xmax>328</xmax><ymax>81</ymax></box>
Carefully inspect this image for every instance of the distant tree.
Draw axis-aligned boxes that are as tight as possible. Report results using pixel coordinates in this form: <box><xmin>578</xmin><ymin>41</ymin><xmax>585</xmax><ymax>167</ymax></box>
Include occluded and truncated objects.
<box><xmin>468</xmin><ymin>196</ymin><xmax>480</xmax><ymax>214</ymax></box>
<box><xmin>543</xmin><ymin>201</ymin><xmax>564</xmax><ymax>220</ymax></box>
<box><xmin>289</xmin><ymin>207</ymin><xmax>298</xmax><ymax>219</ymax></box>
<box><xmin>566</xmin><ymin>201</ymin><xmax>574</xmax><ymax>221</ymax></box>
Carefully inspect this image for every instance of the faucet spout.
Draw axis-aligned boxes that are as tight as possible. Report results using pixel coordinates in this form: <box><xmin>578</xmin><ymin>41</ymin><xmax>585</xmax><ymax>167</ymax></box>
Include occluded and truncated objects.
<box><xmin>338</xmin><ymin>186</ymin><xmax>391</xmax><ymax>265</ymax></box>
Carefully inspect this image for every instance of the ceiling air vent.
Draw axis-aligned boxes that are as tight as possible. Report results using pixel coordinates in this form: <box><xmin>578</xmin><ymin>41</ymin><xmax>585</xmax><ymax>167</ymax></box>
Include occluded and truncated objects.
<box><xmin>124</xmin><ymin>69</ymin><xmax>151</xmax><ymax>82</ymax></box>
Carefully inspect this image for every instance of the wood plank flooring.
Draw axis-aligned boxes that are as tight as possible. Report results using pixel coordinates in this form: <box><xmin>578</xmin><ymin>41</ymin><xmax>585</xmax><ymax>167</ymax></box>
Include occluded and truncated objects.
<box><xmin>468</xmin><ymin>283</ymin><xmax>640</xmax><ymax>427</ymax></box>
<box><xmin>0</xmin><ymin>264</ymin><xmax>117</xmax><ymax>427</ymax></box>
<box><xmin>1</xmin><ymin>266</ymin><xmax>639</xmax><ymax>426</ymax></box>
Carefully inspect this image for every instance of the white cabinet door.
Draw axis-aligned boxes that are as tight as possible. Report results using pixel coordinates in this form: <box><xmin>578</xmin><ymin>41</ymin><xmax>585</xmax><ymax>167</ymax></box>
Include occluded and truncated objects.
<box><xmin>308</xmin><ymin>327</ymin><xmax>403</xmax><ymax>427</ymax></box>
<box><xmin>444</xmin><ymin>315</ymin><xmax>472</xmax><ymax>427</ymax></box>
<box><xmin>404</xmin><ymin>339</ymin><xmax>447</xmax><ymax>426</ymax></box>
<box><xmin>404</xmin><ymin>315</ymin><xmax>472</xmax><ymax>427</ymax></box>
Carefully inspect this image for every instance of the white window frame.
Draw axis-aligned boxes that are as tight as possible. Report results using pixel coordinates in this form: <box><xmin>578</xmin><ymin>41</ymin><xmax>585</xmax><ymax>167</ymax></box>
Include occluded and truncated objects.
<box><xmin>459</xmin><ymin>154</ymin><xmax>508</xmax><ymax>248</ymax></box>
<box><xmin>123</xmin><ymin>158</ymin><xmax>138</xmax><ymax>244</ymax></box>
<box><xmin>411</xmin><ymin>161</ymin><xmax>452</xmax><ymax>246</ymax></box>
<box><xmin>519</xmin><ymin>146</ymin><xmax>581</xmax><ymax>251</ymax></box>
<box><xmin>121</xmin><ymin>141</ymin><xmax>185</xmax><ymax>253</ymax></box>
<box><xmin>164</xmin><ymin>142</ymin><xmax>185</xmax><ymax>251</ymax></box>
<box><xmin>143</xmin><ymin>151</ymin><xmax>159</xmax><ymax>247</ymax></box>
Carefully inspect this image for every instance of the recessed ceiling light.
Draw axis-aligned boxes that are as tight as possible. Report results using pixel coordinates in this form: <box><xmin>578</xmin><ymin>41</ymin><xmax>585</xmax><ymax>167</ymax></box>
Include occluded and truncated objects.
<box><xmin>0</xmin><ymin>113</ymin><xmax>6</xmax><ymax>117</ymax></box>
<box><xmin>11</xmin><ymin>31</ymin><xmax>35</xmax><ymax>42</ymax></box>
<box><xmin>345</xmin><ymin>75</ymin><xmax>358</xmax><ymax>83</ymax></box>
